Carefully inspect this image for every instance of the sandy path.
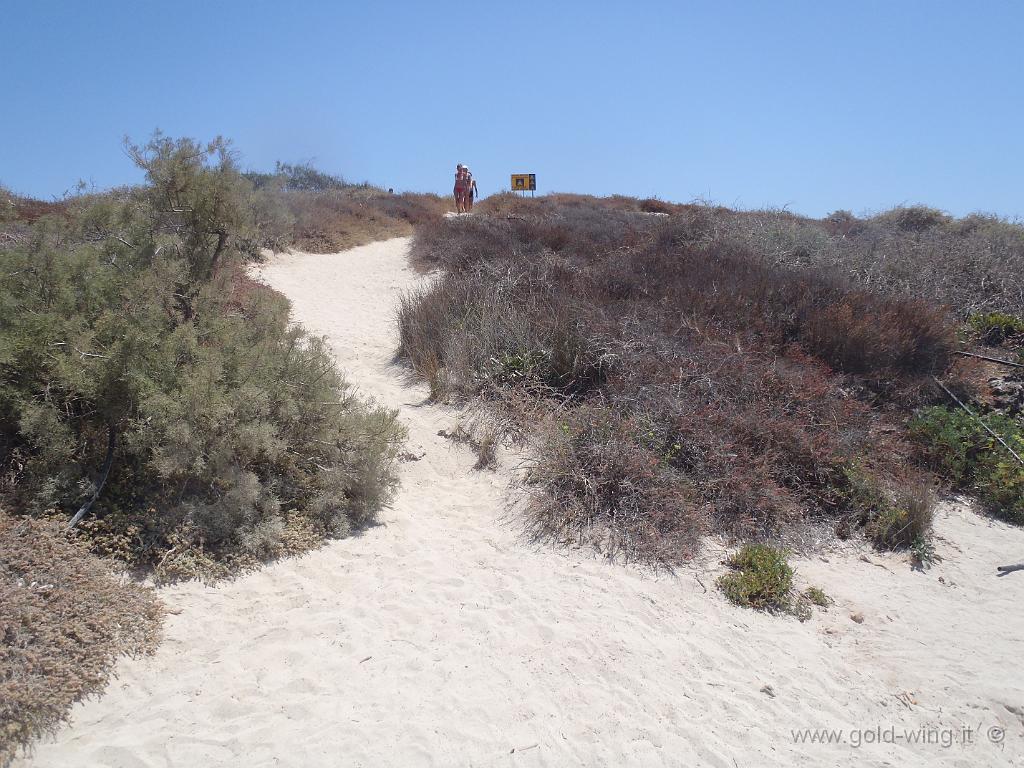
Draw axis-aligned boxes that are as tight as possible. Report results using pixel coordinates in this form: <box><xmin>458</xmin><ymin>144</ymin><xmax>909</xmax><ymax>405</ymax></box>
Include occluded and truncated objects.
<box><xmin>21</xmin><ymin>237</ymin><xmax>1024</xmax><ymax>767</ymax></box>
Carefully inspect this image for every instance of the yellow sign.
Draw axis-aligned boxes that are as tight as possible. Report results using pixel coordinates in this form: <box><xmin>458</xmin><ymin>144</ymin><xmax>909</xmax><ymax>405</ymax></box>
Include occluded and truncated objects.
<box><xmin>511</xmin><ymin>174</ymin><xmax>536</xmax><ymax>192</ymax></box>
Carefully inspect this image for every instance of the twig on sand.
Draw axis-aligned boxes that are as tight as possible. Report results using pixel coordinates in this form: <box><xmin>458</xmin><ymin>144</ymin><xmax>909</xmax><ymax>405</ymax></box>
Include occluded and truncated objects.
<box><xmin>510</xmin><ymin>743</ymin><xmax>538</xmax><ymax>754</ymax></box>
<box><xmin>955</xmin><ymin>350</ymin><xmax>1024</xmax><ymax>369</ymax></box>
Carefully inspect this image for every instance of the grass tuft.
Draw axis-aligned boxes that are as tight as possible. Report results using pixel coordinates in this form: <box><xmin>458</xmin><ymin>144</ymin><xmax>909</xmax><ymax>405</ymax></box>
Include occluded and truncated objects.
<box><xmin>804</xmin><ymin>586</ymin><xmax>830</xmax><ymax>607</ymax></box>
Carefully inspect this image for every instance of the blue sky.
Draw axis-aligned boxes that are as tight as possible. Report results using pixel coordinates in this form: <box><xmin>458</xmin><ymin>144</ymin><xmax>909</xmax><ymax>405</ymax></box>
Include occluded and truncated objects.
<box><xmin>3</xmin><ymin>1</ymin><xmax>1022</xmax><ymax>218</ymax></box>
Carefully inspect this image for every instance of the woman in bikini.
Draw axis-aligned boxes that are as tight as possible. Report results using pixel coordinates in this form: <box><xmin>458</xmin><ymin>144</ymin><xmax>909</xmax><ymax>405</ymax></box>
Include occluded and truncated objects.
<box><xmin>453</xmin><ymin>164</ymin><xmax>469</xmax><ymax>213</ymax></box>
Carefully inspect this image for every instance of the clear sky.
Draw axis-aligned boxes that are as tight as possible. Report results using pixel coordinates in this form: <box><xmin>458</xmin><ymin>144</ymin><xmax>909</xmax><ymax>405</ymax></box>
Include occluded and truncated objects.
<box><xmin>3</xmin><ymin>1</ymin><xmax>1022</xmax><ymax>218</ymax></box>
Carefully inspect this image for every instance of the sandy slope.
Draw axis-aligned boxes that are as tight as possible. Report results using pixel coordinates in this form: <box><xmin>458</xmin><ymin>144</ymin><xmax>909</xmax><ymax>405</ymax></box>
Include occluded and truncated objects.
<box><xmin>20</xmin><ymin>237</ymin><xmax>1024</xmax><ymax>768</ymax></box>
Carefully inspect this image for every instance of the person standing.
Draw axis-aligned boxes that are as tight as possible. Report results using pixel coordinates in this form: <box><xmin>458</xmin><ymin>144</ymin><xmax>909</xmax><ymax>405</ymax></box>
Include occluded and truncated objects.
<box><xmin>453</xmin><ymin>164</ymin><xmax>469</xmax><ymax>213</ymax></box>
<box><xmin>464</xmin><ymin>167</ymin><xmax>478</xmax><ymax>212</ymax></box>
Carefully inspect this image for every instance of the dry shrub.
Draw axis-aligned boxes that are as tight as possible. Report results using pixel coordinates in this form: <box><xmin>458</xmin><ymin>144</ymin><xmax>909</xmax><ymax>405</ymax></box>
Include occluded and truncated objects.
<box><xmin>640</xmin><ymin>197</ymin><xmax>674</xmax><ymax>214</ymax></box>
<box><xmin>1</xmin><ymin>190</ymin><xmax>71</xmax><ymax>224</ymax></box>
<box><xmin>524</xmin><ymin>406</ymin><xmax>704</xmax><ymax>565</ymax></box>
<box><xmin>472</xmin><ymin>426</ymin><xmax>499</xmax><ymax>470</ymax></box>
<box><xmin>282</xmin><ymin>189</ymin><xmax>448</xmax><ymax>253</ymax></box>
<box><xmin>802</xmin><ymin>294</ymin><xmax>953</xmax><ymax>377</ymax></box>
<box><xmin>438</xmin><ymin>421</ymin><xmax>500</xmax><ymax>470</ymax></box>
<box><xmin>398</xmin><ymin>201</ymin><xmax>957</xmax><ymax>563</ymax></box>
<box><xmin>0</xmin><ymin>514</ymin><xmax>163</xmax><ymax>762</ymax></box>
<box><xmin>873</xmin><ymin>205</ymin><xmax>951</xmax><ymax>232</ymax></box>
<box><xmin>714</xmin><ymin>205</ymin><xmax>1024</xmax><ymax>318</ymax></box>
<box><xmin>244</xmin><ymin>163</ymin><xmax>449</xmax><ymax>254</ymax></box>
<box><xmin>867</xmin><ymin>481</ymin><xmax>936</xmax><ymax>550</ymax></box>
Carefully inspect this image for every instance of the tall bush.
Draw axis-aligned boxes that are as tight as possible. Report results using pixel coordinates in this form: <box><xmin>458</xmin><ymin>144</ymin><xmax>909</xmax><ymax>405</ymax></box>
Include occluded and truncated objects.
<box><xmin>0</xmin><ymin>135</ymin><xmax>405</xmax><ymax>574</ymax></box>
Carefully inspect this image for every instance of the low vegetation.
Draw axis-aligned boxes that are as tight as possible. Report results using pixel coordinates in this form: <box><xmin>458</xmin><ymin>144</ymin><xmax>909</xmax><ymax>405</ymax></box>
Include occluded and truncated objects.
<box><xmin>474</xmin><ymin>195</ymin><xmax>1024</xmax><ymax>319</ymax></box>
<box><xmin>840</xmin><ymin>465</ymin><xmax>937</xmax><ymax>550</ymax></box>
<box><xmin>910</xmin><ymin>407</ymin><xmax>1024</xmax><ymax>525</ymax></box>
<box><xmin>968</xmin><ymin>312</ymin><xmax>1024</xmax><ymax>346</ymax></box>
<box><xmin>803</xmin><ymin>586</ymin><xmax>830</xmax><ymax>608</ymax></box>
<box><xmin>4</xmin><ymin>157</ymin><xmax>1018</xmax><ymax>748</ymax></box>
<box><xmin>718</xmin><ymin>544</ymin><xmax>794</xmax><ymax>612</ymax></box>
<box><xmin>398</xmin><ymin>198</ymin><xmax>963</xmax><ymax>565</ymax></box>
<box><xmin>0</xmin><ymin>514</ymin><xmax>163</xmax><ymax>762</ymax></box>
<box><xmin>400</xmin><ymin>195</ymin><xmax>1024</xmax><ymax>562</ymax></box>
<box><xmin>246</xmin><ymin>162</ymin><xmax>448</xmax><ymax>253</ymax></box>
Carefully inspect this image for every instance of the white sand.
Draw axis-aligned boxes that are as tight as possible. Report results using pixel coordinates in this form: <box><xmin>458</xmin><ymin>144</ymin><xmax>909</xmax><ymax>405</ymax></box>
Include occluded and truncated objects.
<box><xmin>20</xmin><ymin>237</ymin><xmax>1024</xmax><ymax>767</ymax></box>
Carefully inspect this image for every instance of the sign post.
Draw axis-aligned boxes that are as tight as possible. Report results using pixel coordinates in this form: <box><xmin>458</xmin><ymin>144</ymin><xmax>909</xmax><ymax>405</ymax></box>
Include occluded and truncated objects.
<box><xmin>510</xmin><ymin>173</ymin><xmax>537</xmax><ymax>197</ymax></box>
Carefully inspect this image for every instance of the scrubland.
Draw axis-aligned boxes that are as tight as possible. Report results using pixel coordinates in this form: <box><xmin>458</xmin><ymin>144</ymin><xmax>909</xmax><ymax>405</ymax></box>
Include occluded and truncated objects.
<box><xmin>4</xmin><ymin>151</ymin><xmax>1023</xmax><ymax>761</ymax></box>
<box><xmin>245</xmin><ymin>162</ymin><xmax>448</xmax><ymax>253</ymax></box>
<box><xmin>398</xmin><ymin>193</ymin><xmax>1024</xmax><ymax>572</ymax></box>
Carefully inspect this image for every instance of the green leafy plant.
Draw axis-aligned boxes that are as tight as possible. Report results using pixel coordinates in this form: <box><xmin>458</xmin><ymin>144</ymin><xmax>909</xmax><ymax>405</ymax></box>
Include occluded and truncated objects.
<box><xmin>910</xmin><ymin>535</ymin><xmax>938</xmax><ymax>569</ymax></box>
<box><xmin>718</xmin><ymin>544</ymin><xmax>794</xmax><ymax>612</ymax></box>
<box><xmin>968</xmin><ymin>312</ymin><xmax>1024</xmax><ymax>345</ymax></box>
<box><xmin>804</xmin><ymin>586</ymin><xmax>830</xmax><ymax>607</ymax></box>
<box><xmin>910</xmin><ymin>407</ymin><xmax>1024</xmax><ymax>525</ymax></box>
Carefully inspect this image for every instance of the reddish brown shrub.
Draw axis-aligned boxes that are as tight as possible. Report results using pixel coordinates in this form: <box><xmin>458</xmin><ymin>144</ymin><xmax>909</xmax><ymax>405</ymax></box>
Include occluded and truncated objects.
<box><xmin>640</xmin><ymin>197</ymin><xmax>674</xmax><ymax>214</ymax></box>
<box><xmin>802</xmin><ymin>294</ymin><xmax>954</xmax><ymax>377</ymax></box>
<box><xmin>399</xmin><ymin>197</ymin><xmax>963</xmax><ymax>564</ymax></box>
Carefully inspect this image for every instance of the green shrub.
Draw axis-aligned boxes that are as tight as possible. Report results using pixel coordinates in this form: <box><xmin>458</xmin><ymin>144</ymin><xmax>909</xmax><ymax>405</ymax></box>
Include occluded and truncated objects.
<box><xmin>982</xmin><ymin>457</ymin><xmax>1024</xmax><ymax>526</ymax></box>
<box><xmin>968</xmin><ymin>312</ymin><xmax>1024</xmax><ymax>345</ymax></box>
<box><xmin>718</xmin><ymin>544</ymin><xmax>794</xmax><ymax>611</ymax></box>
<box><xmin>0</xmin><ymin>135</ymin><xmax>406</xmax><ymax>573</ymax></box>
<box><xmin>910</xmin><ymin>535</ymin><xmax>938</xmax><ymax>568</ymax></box>
<box><xmin>908</xmin><ymin>408</ymin><xmax>979</xmax><ymax>485</ymax></box>
<box><xmin>910</xmin><ymin>406</ymin><xmax>1024</xmax><ymax>524</ymax></box>
<box><xmin>804</xmin><ymin>586</ymin><xmax>830</xmax><ymax>607</ymax></box>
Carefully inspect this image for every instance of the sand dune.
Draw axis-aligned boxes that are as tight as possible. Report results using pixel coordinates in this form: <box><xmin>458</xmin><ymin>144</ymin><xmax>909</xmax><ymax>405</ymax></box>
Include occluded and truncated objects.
<box><xmin>20</xmin><ymin>237</ymin><xmax>1024</xmax><ymax>767</ymax></box>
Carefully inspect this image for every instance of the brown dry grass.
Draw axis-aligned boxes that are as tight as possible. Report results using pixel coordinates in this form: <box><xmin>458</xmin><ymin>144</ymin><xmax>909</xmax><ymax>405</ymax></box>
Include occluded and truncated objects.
<box><xmin>0</xmin><ymin>514</ymin><xmax>163</xmax><ymax>763</ymax></box>
<box><xmin>271</xmin><ymin>187</ymin><xmax>449</xmax><ymax>253</ymax></box>
<box><xmin>470</xmin><ymin>194</ymin><xmax>1024</xmax><ymax>318</ymax></box>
